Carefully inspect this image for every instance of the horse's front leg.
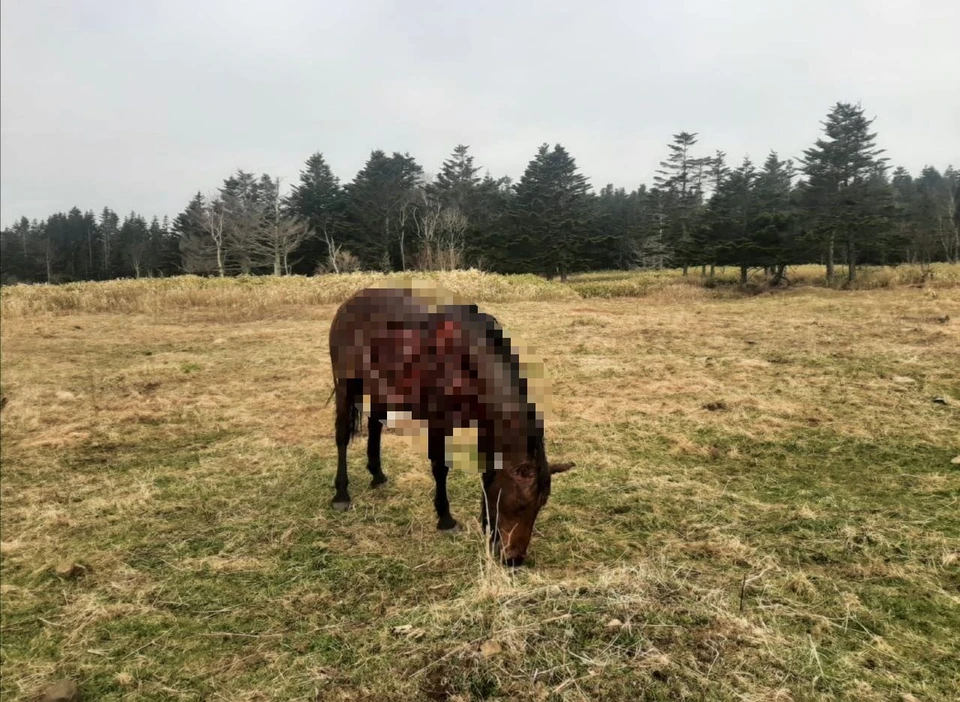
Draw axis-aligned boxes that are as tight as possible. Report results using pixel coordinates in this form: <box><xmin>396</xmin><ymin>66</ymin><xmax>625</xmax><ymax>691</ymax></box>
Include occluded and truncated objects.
<box><xmin>428</xmin><ymin>430</ymin><xmax>458</xmax><ymax>531</ymax></box>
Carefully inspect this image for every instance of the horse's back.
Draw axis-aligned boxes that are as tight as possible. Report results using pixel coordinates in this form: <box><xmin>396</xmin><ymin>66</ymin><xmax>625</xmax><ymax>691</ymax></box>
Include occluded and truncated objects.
<box><xmin>329</xmin><ymin>286</ymin><xmax>431</xmax><ymax>382</ymax></box>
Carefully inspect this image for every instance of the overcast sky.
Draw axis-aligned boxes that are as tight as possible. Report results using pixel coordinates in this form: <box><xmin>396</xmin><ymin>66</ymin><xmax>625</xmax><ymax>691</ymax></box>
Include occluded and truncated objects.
<box><xmin>2</xmin><ymin>0</ymin><xmax>958</xmax><ymax>226</ymax></box>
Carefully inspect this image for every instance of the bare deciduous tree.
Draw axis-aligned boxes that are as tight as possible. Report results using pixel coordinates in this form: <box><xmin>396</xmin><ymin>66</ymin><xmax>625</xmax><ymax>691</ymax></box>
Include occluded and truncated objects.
<box><xmin>124</xmin><ymin>239</ymin><xmax>149</xmax><ymax>278</ymax></box>
<box><xmin>242</xmin><ymin>178</ymin><xmax>314</xmax><ymax>275</ymax></box>
<box><xmin>627</xmin><ymin>233</ymin><xmax>672</xmax><ymax>270</ymax></box>
<box><xmin>437</xmin><ymin>206</ymin><xmax>468</xmax><ymax>270</ymax></box>
<box><xmin>321</xmin><ymin>229</ymin><xmax>344</xmax><ymax>273</ymax></box>
<box><xmin>184</xmin><ymin>197</ymin><xmax>228</xmax><ymax>277</ymax></box>
<box><xmin>408</xmin><ymin>188</ymin><xmax>467</xmax><ymax>271</ymax></box>
<box><xmin>939</xmin><ymin>185</ymin><xmax>960</xmax><ymax>263</ymax></box>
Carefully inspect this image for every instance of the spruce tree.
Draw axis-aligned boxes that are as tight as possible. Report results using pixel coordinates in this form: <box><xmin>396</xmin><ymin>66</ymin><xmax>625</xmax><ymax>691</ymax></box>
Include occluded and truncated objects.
<box><xmin>707</xmin><ymin>157</ymin><xmax>757</xmax><ymax>284</ymax></box>
<box><xmin>425</xmin><ymin>145</ymin><xmax>486</xmax><ymax>268</ymax></box>
<box><xmin>752</xmin><ymin>151</ymin><xmax>799</xmax><ymax>281</ymax></box>
<box><xmin>430</xmin><ymin>144</ymin><xmax>481</xmax><ymax>211</ymax></box>
<box><xmin>654</xmin><ymin>132</ymin><xmax>706</xmax><ymax>274</ymax></box>
<box><xmin>472</xmin><ymin>173</ymin><xmax>514</xmax><ymax>271</ymax></box>
<box><xmin>511</xmin><ymin>144</ymin><xmax>592</xmax><ymax>281</ymax></box>
<box><xmin>342</xmin><ymin>150</ymin><xmax>423</xmax><ymax>270</ymax></box>
<box><xmin>99</xmin><ymin>207</ymin><xmax>120</xmax><ymax>277</ymax></box>
<box><xmin>285</xmin><ymin>152</ymin><xmax>343</xmax><ymax>272</ymax></box>
<box><xmin>800</xmin><ymin>102</ymin><xmax>890</xmax><ymax>282</ymax></box>
<box><xmin>0</xmin><ymin>217</ymin><xmax>34</xmax><ymax>282</ymax></box>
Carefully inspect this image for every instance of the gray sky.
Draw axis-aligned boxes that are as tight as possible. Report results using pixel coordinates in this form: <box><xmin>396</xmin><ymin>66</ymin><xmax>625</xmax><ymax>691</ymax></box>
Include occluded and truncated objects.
<box><xmin>2</xmin><ymin>0</ymin><xmax>958</xmax><ymax>227</ymax></box>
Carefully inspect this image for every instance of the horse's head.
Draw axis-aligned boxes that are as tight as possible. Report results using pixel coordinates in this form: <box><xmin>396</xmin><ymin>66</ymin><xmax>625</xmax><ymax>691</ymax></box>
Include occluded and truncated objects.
<box><xmin>483</xmin><ymin>457</ymin><xmax>575</xmax><ymax>566</ymax></box>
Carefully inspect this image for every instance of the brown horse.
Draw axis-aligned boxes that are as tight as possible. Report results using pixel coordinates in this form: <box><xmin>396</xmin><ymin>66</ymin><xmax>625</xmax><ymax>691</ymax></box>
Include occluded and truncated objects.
<box><xmin>327</xmin><ymin>283</ymin><xmax>574</xmax><ymax>566</ymax></box>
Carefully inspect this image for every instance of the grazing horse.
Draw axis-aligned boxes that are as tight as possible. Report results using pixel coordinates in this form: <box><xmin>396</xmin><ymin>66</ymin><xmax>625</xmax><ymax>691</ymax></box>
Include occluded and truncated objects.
<box><xmin>327</xmin><ymin>283</ymin><xmax>574</xmax><ymax>566</ymax></box>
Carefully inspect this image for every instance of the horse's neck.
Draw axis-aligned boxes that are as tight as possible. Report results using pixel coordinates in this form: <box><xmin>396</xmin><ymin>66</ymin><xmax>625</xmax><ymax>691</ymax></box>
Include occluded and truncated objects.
<box><xmin>464</xmin><ymin>334</ymin><xmax>534</xmax><ymax>456</ymax></box>
<box><xmin>475</xmin><ymin>387</ymin><xmax>534</xmax><ymax>460</ymax></box>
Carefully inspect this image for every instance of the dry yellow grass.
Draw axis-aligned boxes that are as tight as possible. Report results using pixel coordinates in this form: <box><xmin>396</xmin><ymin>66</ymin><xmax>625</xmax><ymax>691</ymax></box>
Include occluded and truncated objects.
<box><xmin>0</xmin><ymin>269</ymin><xmax>579</xmax><ymax>318</ymax></box>
<box><xmin>1</xmin><ymin>269</ymin><xmax>959</xmax><ymax>700</ymax></box>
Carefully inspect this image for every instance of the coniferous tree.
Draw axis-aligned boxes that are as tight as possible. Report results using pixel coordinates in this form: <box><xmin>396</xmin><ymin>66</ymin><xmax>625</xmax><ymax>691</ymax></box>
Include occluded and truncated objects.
<box><xmin>285</xmin><ymin>152</ymin><xmax>343</xmax><ymax>273</ymax></box>
<box><xmin>752</xmin><ymin>151</ymin><xmax>800</xmax><ymax>282</ymax></box>
<box><xmin>595</xmin><ymin>185</ymin><xmax>630</xmax><ymax>269</ymax></box>
<box><xmin>472</xmin><ymin>173</ymin><xmax>514</xmax><ymax>271</ymax></box>
<box><xmin>634</xmin><ymin>187</ymin><xmax>672</xmax><ymax>269</ymax></box>
<box><xmin>654</xmin><ymin>132</ymin><xmax>706</xmax><ymax>274</ymax></box>
<box><xmin>511</xmin><ymin>144</ymin><xmax>593</xmax><ymax>281</ymax></box>
<box><xmin>0</xmin><ymin>217</ymin><xmax>35</xmax><ymax>283</ymax></box>
<box><xmin>430</xmin><ymin>144</ymin><xmax>481</xmax><ymax>211</ymax></box>
<box><xmin>423</xmin><ymin>145</ymin><xmax>485</xmax><ymax>268</ymax></box>
<box><xmin>99</xmin><ymin>207</ymin><xmax>120</xmax><ymax>277</ymax></box>
<box><xmin>708</xmin><ymin>157</ymin><xmax>757</xmax><ymax>284</ymax></box>
<box><xmin>342</xmin><ymin>150</ymin><xmax>423</xmax><ymax>270</ymax></box>
<box><xmin>890</xmin><ymin>167</ymin><xmax>925</xmax><ymax>263</ymax></box>
<box><xmin>594</xmin><ymin>184</ymin><xmax>652</xmax><ymax>270</ymax></box>
<box><xmin>800</xmin><ymin>102</ymin><xmax>890</xmax><ymax>283</ymax></box>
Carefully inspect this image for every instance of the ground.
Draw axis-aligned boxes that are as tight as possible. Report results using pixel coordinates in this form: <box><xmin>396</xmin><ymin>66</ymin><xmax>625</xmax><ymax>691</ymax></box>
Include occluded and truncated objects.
<box><xmin>1</xmin><ymin>270</ymin><xmax>959</xmax><ymax>701</ymax></box>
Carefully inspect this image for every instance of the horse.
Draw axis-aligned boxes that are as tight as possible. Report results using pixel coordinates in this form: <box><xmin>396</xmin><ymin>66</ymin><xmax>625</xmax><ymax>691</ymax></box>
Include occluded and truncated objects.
<box><xmin>327</xmin><ymin>282</ymin><xmax>574</xmax><ymax>566</ymax></box>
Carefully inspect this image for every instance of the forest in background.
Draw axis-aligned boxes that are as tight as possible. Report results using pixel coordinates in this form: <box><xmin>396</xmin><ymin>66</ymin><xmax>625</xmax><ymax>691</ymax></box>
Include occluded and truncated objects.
<box><xmin>2</xmin><ymin>101</ymin><xmax>958</xmax><ymax>287</ymax></box>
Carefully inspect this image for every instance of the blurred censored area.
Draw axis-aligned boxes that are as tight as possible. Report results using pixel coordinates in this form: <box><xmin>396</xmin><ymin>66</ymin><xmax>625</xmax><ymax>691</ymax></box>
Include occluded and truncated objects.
<box><xmin>347</xmin><ymin>278</ymin><xmax>552</xmax><ymax>470</ymax></box>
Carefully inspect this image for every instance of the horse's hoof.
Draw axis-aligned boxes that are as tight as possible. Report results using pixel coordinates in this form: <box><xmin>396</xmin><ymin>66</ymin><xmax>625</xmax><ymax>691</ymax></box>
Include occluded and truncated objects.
<box><xmin>437</xmin><ymin>519</ymin><xmax>460</xmax><ymax>532</ymax></box>
<box><xmin>332</xmin><ymin>501</ymin><xmax>351</xmax><ymax>512</ymax></box>
<box><xmin>370</xmin><ymin>474</ymin><xmax>388</xmax><ymax>488</ymax></box>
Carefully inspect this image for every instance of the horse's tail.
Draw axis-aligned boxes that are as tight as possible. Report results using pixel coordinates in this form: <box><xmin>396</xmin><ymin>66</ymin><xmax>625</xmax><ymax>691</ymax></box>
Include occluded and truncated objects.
<box><xmin>348</xmin><ymin>398</ymin><xmax>362</xmax><ymax>439</ymax></box>
<box><xmin>330</xmin><ymin>374</ymin><xmax>364</xmax><ymax>440</ymax></box>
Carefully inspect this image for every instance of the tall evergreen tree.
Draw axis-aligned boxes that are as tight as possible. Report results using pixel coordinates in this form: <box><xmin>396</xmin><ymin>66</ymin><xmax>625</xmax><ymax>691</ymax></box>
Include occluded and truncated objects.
<box><xmin>423</xmin><ymin>145</ymin><xmax>494</xmax><ymax>269</ymax></box>
<box><xmin>430</xmin><ymin>144</ymin><xmax>481</xmax><ymax>211</ymax></box>
<box><xmin>99</xmin><ymin>207</ymin><xmax>120</xmax><ymax>277</ymax></box>
<box><xmin>799</xmin><ymin>102</ymin><xmax>890</xmax><ymax>282</ymax></box>
<box><xmin>594</xmin><ymin>184</ymin><xmax>653</xmax><ymax>270</ymax></box>
<box><xmin>0</xmin><ymin>217</ymin><xmax>35</xmax><ymax>282</ymax></box>
<box><xmin>342</xmin><ymin>150</ymin><xmax>423</xmax><ymax>270</ymax></box>
<box><xmin>654</xmin><ymin>132</ymin><xmax>706</xmax><ymax>273</ymax></box>
<box><xmin>752</xmin><ymin>152</ymin><xmax>801</xmax><ymax>282</ymax></box>
<box><xmin>285</xmin><ymin>152</ymin><xmax>343</xmax><ymax>273</ymax></box>
<box><xmin>511</xmin><ymin>143</ymin><xmax>593</xmax><ymax>281</ymax></box>
<box><xmin>708</xmin><ymin>157</ymin><xmax>758</xmax><ymax>283</ymax></box>
<box><xmin>471</xmin><ymin>173</ymin><xmax>514</xmax><ymax>271</ymax></box>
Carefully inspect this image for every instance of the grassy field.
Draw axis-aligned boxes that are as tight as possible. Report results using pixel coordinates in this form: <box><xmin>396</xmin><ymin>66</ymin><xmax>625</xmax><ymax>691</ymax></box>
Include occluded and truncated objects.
<box><xmin>2</xmin><ymin>268</ymin><xmax>959</xmax><ymax>701</ymax></box>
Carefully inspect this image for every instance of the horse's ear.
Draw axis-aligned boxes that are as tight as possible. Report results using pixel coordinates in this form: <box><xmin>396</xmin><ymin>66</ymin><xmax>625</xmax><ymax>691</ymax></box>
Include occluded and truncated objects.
<box><xmin>549</xmin><ymin>462</ymin><xmax>575</xmax><ymax>475</ymax></box>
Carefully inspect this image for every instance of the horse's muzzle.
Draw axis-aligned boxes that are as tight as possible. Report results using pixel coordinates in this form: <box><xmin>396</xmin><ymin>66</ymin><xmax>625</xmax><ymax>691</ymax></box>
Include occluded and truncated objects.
<box><xmin>491</xmin><ymin>538</ymin><xmax>525</xmax><ymax>567</ymax></box>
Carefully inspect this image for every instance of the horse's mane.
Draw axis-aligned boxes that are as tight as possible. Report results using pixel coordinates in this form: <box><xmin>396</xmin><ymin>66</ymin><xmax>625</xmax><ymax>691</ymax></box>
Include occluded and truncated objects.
<box><xmin>441</xmin><ymin>304</ymin><xmax>551</xmax><ymax>498</ymax></box>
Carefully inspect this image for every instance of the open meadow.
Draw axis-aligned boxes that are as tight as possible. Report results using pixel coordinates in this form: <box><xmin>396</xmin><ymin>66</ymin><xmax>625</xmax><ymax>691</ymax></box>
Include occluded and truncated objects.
<box><xmin>2</xmin><ymin>267</ymin><xmax>959</xmax><ymax>701</ymax></box>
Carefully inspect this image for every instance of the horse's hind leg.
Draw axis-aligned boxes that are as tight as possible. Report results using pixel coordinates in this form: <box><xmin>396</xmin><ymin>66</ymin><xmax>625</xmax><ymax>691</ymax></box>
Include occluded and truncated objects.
<box><xmin>332</xmin><ymin>379</ymin><xmax>359</xmax><ymax>511</ymax></box>
<box><xmin>367</xmin><ymin>406</ymin><xmax>388</xmax><ymax>487</ymax></box>
<box><xmin>429</xmin><ymin>430</ymin><xmax>458</xmax><ymax>531</ymax></box>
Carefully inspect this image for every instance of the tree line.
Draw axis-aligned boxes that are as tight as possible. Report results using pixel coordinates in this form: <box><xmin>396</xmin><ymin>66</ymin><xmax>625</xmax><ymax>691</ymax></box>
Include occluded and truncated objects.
<box><xmin>2</xmin><ymin>101</ymin><xmax>958</xmax><ymax>286</ymax></box>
